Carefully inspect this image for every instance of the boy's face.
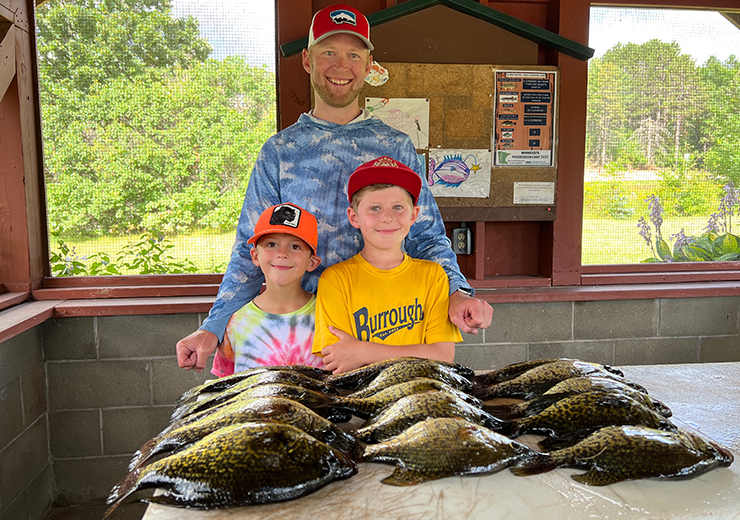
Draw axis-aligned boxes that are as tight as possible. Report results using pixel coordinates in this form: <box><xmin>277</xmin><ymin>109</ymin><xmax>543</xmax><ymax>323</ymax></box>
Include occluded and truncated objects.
<box><xmin>347</xmin><ymin>186</ymin><xmax>419</xmax><ymax>253</ymax></box>
<box><xmin>302</xmin><ymin>33</ymin><xmax>372</xmax><ymax>110</ymax></box>
<box><xmin>250</xmin><ymin>233</ymin><xmax>321</xmax><ymax>288</ymax></box>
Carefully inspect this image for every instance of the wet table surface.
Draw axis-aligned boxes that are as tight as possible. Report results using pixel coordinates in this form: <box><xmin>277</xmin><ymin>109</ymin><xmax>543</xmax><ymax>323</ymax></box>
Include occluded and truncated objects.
<box><xmin>143</xmin><ymin>362</ymin><xmax>740</xmax><ymax>520</ymax></box>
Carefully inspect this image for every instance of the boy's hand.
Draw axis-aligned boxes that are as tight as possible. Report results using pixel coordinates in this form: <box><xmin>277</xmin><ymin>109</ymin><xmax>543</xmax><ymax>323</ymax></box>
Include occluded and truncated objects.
<box><xmin>176</xmin><ymin>329</ymin><xmax>219</xmax><ymax>372</ymax></box>
<box><xmin>449</xmin><ymin>290</ymin><xmax>493</xmax><ymax>334</ymax></box>
<box><xmin>321</xmin><ymin>326</ymin><xmax>367</xmax><ymax>374</ymax></box>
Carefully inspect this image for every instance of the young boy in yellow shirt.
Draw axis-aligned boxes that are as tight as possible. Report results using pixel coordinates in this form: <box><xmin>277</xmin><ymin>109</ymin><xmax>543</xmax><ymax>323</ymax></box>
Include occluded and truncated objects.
<box><xmin>212</xmin><ymin>203</ymin><xmax>323</xmax><ymax>376</ymax></box>
<box><xmin>312</xmin><ymin>156</ymin><xmax>462</xmax><ymax>374</ymax></box>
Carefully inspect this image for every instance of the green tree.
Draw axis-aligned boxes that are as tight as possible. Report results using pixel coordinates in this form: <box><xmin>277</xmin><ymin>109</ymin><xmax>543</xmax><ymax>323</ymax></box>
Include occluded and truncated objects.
<box><xmin>45</xmin><ymin>59</ymin><xmax>276</xmax><ymax>235</ymax></box>
<box><xmin>36</xmin><ymin>0</ymin><xmax>211</xmax><ymax>95</ymax></box>
<box><xmin>702</xmin><ymin>56</ymin><xmax>740</xmax><ymax>184</ymax></box>
<box><xmin>38</xmin><ymin>0</ymin><xmax>277</xmax><ymax>238</ymax></box>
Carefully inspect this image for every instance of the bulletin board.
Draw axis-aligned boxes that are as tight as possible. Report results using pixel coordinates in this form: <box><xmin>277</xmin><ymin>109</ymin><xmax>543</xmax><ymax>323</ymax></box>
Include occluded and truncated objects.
<box><xmin>359</xmin><ymin>63</ymin><xmax>559</xmax><ymax>217</ymax></box>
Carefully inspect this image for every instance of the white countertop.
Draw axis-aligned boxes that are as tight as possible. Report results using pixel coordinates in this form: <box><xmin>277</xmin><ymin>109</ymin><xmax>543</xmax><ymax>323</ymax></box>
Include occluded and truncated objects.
<box><xmin>142</xmin><ymin>362</ymin><xmax>740</xmax><ymax>520</ymax></box>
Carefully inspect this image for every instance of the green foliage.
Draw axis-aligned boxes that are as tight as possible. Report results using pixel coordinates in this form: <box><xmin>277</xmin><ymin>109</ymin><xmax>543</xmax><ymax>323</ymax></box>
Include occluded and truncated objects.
<box><xmin>49</xmin><ymin>233</ymin><xmax>200</xmax><ymax>276</ymax></box>
<box><xmin>655</xmin><ymin>168</ymin><xmax>720</xmax><ymax>217</ymax></box>
<box><xmin>38</xmin><ymin>0</ymin><xmax>276</xmax><ymax>239</ymax></box>
<box><xmin>636</xmin><ymin>184</ymin><xmax>740</xmax><ymax>263</ymax></box>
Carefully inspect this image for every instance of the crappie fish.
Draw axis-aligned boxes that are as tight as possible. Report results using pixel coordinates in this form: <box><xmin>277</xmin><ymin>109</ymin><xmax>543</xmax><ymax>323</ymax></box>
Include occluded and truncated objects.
<box><xmin>362</xmin><ymin>417</ymin><xmax>534</xmax><ymax>485</ymax></box>
<box><xmin>105</xmin><ymin>422</ymin><xmax>357</xmax><ymax>517</ymax></box>
<box><xmin>473</xmin><ymin>360</ymin><xmax>644</xmax><ymax>400</ymax></box>
<box><xmin>487</xmin><ymin>376</ymin><xmax>671</xmax><ymax>419</ymax></box>
<box><xmin>504</xmin><ymin>390</ymin><xmax>676</xmax><ymax>447</ymax></box>
<box><xmin>172</xmin><ymin>370</ymin><xmax>338</xmax><ymax>419</ymax></box>
<box><xmin>511</xmin><ymin>425</ymin><xmax>734</xmax><ymax>485</ymax></box>
<box><xmin>170</xmin><ymin>383</ymin><xmax>345</xmax><ymax>423</ymax></box>
<box><xmin>172</xmin><ymin>379</ymin><xmax>476</xmax><ymax>424</ymax></box>
<box><xmin>324</xmin><ymin>357</ymin><xmax>475</xmax><ymax>390</ymax></box>
<box><xmin>356</xmin><ymin>390</ymin><xmax>506</xmax><ymax>443</ymax></box>
<box><xmin>129</xmin><ymin>397</ymin><xmax>364</xmax><ymax>471</ymax></box>
<box><xmin>176</xmin><ymin>365</ymin><xmax>331</xmax><ymax>404</ymax></box>
<box><xmin>472</xmin><ymin>358</ymin><xmax>566</xmax><ymax>386</ymax></box>
<box><xmin>335</xmin><ymin>378</ymin><xmax>482</xmax><ymax>419</ymax></box>
<box><xmin>349</xmin><ymin>360</ymin><xmax>473</xmax><ymax>398</ymax></box>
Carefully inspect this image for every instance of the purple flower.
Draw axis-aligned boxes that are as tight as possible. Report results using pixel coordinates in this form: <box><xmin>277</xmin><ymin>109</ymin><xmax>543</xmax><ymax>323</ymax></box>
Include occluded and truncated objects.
<box><xmin>670</xmin><ymin>229</ymin><xmax>691</xmax><ymax>250</ymax></box>
<box><xmin>637</xmin><ymin>216</ymin><xmax>653</xmax><ymax>248</ymax></box>
<box><xmin>646</xmin><ymin>195</ymin><xmax>663</xmax><ymax>238</ymax></box>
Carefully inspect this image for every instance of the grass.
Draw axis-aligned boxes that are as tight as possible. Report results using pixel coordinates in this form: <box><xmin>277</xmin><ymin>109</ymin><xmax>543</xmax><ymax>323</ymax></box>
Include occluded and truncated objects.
<box><xmin>582</xmin><ymin>216</ymin><xmax>712</xmax><ymax>265</ymax></box>
<box><xmin>52</xmin><ymin>214</ymin><xmax>720</xmax><ymax>275</ymax></box>
<box><xmin>52</xmin><ymin>230</ymin><xmax>236</xmax><ymax>274</ymax></box>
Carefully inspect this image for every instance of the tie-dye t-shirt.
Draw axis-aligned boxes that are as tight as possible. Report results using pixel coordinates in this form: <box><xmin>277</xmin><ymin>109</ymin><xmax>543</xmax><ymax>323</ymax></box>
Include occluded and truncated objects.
<box><xmin>211</xmin><ymin>295</ymin><xmax>323</xmax><ymax>377</ymax></box>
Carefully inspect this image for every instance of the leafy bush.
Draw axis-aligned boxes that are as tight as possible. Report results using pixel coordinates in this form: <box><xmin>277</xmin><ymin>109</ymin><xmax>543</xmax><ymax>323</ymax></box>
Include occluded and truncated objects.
<box><xmin>50</xmin><ymin>233</ymin><xmax>200</xmax><ymax>276</ymax></box>
<box><xmin>637</xmin><ymin>185</ymin><xmax>740</xmax><ymax>262</ymax></box>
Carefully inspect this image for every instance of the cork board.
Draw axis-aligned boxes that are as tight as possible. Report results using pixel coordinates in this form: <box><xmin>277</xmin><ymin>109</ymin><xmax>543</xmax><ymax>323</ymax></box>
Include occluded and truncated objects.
<box><xmin>359</xmin><ymin>63</ymin><xmax>559</xmax><ymax>213</ymax></box>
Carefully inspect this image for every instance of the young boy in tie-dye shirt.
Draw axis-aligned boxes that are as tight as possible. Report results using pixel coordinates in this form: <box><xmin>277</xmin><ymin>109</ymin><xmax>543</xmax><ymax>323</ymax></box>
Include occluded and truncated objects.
<box><xmin>211</xmin><ymin>203</ymin><xmax>323</xmax><ymax>376</ymax></box>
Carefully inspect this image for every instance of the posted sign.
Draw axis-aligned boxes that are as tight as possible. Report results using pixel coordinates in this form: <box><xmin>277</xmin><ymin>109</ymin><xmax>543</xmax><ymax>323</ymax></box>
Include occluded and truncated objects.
<box><xmin>493</xmin><ymin>70</ymin><xmax>557</xmax><ymax>166</ymax></box>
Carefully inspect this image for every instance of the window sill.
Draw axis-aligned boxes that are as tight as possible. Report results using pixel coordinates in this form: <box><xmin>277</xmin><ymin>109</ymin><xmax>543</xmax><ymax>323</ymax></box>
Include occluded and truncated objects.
<box><xmin>3</xmin><ymin>277</ymin><xmax>740</xmax><ymax>345</ymax></box>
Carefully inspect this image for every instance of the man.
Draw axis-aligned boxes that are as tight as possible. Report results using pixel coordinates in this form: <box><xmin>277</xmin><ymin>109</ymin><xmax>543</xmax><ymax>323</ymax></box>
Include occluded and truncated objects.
<box><xmin>177</xmin><ymin>3</ymin><xmax>492</xmax><ymax>372</ymax></box>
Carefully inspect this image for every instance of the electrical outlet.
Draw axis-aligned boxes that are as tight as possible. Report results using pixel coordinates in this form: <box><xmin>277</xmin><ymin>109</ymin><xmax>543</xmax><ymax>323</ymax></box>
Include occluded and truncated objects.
<box><xmin>452</xmin><ymin>227</ymin><xmax>472</xmax><ymax>255</ymax></box>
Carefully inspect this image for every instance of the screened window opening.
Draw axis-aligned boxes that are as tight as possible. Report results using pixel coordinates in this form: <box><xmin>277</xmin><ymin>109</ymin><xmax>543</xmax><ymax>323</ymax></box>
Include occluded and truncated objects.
<box><xmin>583</xmin><ymin>7</ymin><xmax>740</xmax><ymax>265</ymax></box>
<box><xmin>36</xmin><ymin>0</ymin><xmax>276</xmax><ymax>276</ymax></box>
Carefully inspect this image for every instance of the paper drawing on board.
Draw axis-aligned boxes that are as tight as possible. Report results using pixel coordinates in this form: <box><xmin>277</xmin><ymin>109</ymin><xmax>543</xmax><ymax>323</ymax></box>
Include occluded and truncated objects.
<box><xmin>365</xmin><ymin>97</ymin><xmax>430</xmax><ymax>149</ymax></box>
<box><xmin>427</xmin><ymin>149</ymin><xmax>491</xmax><ymax>198</ymax></box>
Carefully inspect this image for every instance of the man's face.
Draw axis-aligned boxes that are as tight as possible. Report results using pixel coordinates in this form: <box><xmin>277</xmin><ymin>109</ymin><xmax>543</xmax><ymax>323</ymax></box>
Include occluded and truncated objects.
<box><xmin>302</xmin><ymin>33</ymin><xmax>372</xmax><ymax>109</ymax></box>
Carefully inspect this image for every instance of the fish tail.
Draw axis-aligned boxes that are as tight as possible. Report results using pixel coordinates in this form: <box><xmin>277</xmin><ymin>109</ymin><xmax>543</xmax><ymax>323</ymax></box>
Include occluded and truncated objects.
<box><xmin>174</xmin><ymin>386</ymin><xmax>201</xmax><ymax>406</ymax></box>
<box><xmin>105</xmin><ymin>467</ymin><xmax>143</xmax><ymax>512</ymax></box>
<box><xmin>510</xmin><ymin>452</ymin><xmax>559</xmax><ymax>477</ymax></box>
<box><xmin>127</xmin><ymin>437</ymin><xmax>161</xmax><ymax>472</ymax></box>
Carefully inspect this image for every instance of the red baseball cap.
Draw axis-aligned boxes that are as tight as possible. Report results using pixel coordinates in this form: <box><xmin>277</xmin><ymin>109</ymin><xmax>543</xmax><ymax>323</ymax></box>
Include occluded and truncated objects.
<box><xmin>348</xmin><ymin>156</ymin><xmax>422</xmax><ymax>205</ymax></box>
<box><xmin>308</xmin><ymin>4</ymin><xmax>373</xmax><ymax>51</ymax></box>
<box><xmin>247</xmin><ymin>203</ymin><xmax>319</xmax><ymax>254</ymax></box>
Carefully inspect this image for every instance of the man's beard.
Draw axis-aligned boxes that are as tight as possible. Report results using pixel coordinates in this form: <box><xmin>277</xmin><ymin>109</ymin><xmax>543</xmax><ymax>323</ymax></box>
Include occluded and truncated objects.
<box><xmin>311</xmin><ymin>76</ymin><xmax>363</xmax><ymax>109</ymax></box>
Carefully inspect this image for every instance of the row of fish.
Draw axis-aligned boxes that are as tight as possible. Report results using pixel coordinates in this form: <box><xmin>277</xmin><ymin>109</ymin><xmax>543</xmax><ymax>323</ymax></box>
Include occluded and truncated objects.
<box><xmin>104</xmin><ymin>356</ymin><xmax>734</xmax><ymax>516</ymax></box>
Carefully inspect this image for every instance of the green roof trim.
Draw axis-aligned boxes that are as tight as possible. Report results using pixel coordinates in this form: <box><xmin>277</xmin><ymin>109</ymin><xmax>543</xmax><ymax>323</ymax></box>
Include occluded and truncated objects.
<box><xmin>279</xmin><ymin>0</ymin><xmax>594</xmax><ymax>61</ymax></box>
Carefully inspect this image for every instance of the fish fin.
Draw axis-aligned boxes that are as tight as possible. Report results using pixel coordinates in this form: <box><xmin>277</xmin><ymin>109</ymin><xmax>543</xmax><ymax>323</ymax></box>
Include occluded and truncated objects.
<box><xmin>538</xmin><ymin>430</ymin><xmax>590</xmax><ymax>451</ymax></box>
<box><xmin>571</xmin><ymin>467</ymin><xmax>624</xmax><ymax>486</ymax></box>
<box><xmin>105</xmin><ymin>467</ymin><xmax>144</xmax><ymax>514</ymax></box>
<box><xmin>381</xmin><ymin>467</ymin><xmax>430</xmax><ymax>486</ymax></box>
<box><xmin>480</xmin><ymin>403</ymin><xmax>519</xmax><ymax>421</ymax></box>
<box><xmin>510</xmin><ymin>453</ymin><xmax>559</xmax><ymax>477</ymax></box>
<box><xmin>127</xmin><ymin>436</ymin><xmax>162</xmax><ymax>472</ymax></box>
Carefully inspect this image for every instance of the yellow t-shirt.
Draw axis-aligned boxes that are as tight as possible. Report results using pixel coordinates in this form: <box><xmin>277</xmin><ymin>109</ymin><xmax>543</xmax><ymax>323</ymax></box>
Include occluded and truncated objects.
<box><xmin>312</xmin><ymin>253</ymin><xmax>462</xmax><ymax>354</ymax></box>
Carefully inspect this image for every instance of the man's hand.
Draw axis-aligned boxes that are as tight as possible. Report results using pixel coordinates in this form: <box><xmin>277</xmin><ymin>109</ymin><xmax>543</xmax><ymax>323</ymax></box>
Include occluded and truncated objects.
<box><xmin>320</xmin><ymin>326</ymin><xmax>367</xmax><ymax>374</ymax></box>
<box><xmin>176</xmin><ymin>329</ymin><xmax>219</xmax><ymax>373</ymax></box>
<box><xmin>448</xmin><ymin>290</ymin><xmax>493</xmax><ymax>334</ymax></box>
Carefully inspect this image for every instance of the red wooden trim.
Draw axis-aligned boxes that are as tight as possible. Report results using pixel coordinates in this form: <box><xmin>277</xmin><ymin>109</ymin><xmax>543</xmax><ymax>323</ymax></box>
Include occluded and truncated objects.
<box><xmin>0</xmin><ymin>291</ymin><xmax>29</xmax><ymax>312</ymax></box>
<box><xmin>475</xmin><ymin>280</ymin><xmax>740</xmax><ymax>304</ymax></box>
<box><xmin>593</xmin><ymin>1</ymin><xmax>740</xmax><ymax>8</ymax></box>
<box><xmin>52</xmin><ymin>296</ymin><xmax>215</xmax><ymax>317</ymax></box>
<box><xmin>275</xmin><ymin>0</ymin><xmax>312</xmax><ymax>129</ymax></box>
<box><xmin>33</xmin><ymin>284</ymin><xmax>220</xmax><ymax>300</ymax></box>
<box><xmin>549</xmin><ymin>0</ymin><xmax>589</xmax><ymax>286</ymax></box>
<box><xmin>583</xmin><ymin>262</ymin><xmax>740</xmax><ymax>274</ymax></box>
<box><xmin>474</xmin><ymin>221</ymin><xmax>485</xmax><ymax>280</ymax></box>
<box><xmin>42</xmin><ymin>273</ymin><xmax>223</xmax><ymax>288</ymax></box>
<box><xmin>0</xmin><ymin>299</ymin><xmax>57</xmax><ymax>344</ymax></box>
<box><xmin>471</xmin><ymin>276</ymin><xmax>552</xmax><ymax>288</ymax></box>
<box><xmin>583</xmin><ymin>271</ymin><xmax>740</xmax><ymax>285</ymax></box>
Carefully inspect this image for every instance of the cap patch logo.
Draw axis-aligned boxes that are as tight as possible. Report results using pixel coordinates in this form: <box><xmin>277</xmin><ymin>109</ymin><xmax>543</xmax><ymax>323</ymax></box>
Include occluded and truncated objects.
<box><xmin>373</xmin><ymin>156</ymin><xmax>398</xmax><ymax>168</ymax></box>
<box><xmin>270</xmin><ymin>204</ymin><xmax>301</xmax><ymax>228</ymax></box>
<box><xmin>330</xmin><ymin>9</ymin><xmax>357</xmax><ymax>26</ymax></box>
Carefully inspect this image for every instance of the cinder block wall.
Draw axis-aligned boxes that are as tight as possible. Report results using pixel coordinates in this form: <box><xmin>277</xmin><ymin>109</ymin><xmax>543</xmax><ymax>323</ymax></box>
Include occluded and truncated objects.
<box><xmin>456</xmin><ymin>297</ymin><xmax>740</xmax><ymax>369</ymax></box>
<box><xmin>1</xmin><ymin>295</ymin><xmax>739</xmax><ymax>518</ymax></box>
<box><xmin>0</xmin><ymin>329</ymin><xmax>53</xmax><ymax>520</ymax></box>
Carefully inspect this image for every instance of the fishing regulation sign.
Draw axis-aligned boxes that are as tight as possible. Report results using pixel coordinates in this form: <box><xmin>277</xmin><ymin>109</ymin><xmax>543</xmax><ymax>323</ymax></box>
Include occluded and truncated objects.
<box><xmin>493</xmin><ymin>69</ymin><xmax>557</xmax><ymax>166</ymax></box>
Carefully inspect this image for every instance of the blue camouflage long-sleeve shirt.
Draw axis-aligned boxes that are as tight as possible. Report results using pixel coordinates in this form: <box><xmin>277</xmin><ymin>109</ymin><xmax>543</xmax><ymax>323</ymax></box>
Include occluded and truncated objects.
<box><xmin>201</xmin><ymin>112</ymin><xmax>472</xmax><ymax>341</ymax></box>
